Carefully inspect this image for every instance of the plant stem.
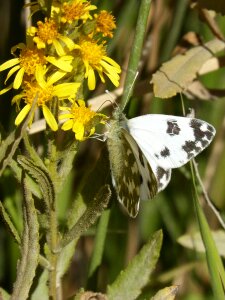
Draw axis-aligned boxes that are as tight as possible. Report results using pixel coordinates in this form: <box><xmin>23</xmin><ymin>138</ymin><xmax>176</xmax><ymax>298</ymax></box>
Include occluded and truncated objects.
<box><xmin>49</xmin><ymin>204</ymin><xmax>59</xmax><ymax>299</ymax></box>
<box><xmin>120</xmin><ymin>0</ymin><xmax>152</xmax><ymax>109</ymax></box>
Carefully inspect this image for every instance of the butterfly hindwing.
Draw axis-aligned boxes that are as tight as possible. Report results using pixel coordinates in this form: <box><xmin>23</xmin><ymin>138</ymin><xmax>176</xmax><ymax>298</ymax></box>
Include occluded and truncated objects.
<box><xmin>107</xmin><ymin>128</ymin><xmax>141</xmax><ymax>217</ymax></box>
<box><xmin>121</xmin><ymin>128</ymin><xmax>158</xmax><ymax>201</ymax></box>
<box><xmin>107</xmin><ymin>113</ymin><xmax>158</xmax><ymax>217</ymax></box>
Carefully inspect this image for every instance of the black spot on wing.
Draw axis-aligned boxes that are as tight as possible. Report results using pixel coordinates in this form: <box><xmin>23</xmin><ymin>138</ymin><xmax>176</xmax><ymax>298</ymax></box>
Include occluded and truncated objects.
<box><xmin>156</xmin><ymin>167</ymin><xmax>171</xmax><ymax>190</ymax></box>
<box><xmin>166</xmin><ymin>120</ymin><xmax>181</xmax><ymax>136</ymax></box>
<box><xmin>190</xmin><ymin>119</ymin><xmax>214</xmax><ymax>146</ymax></box>
<box><xmin>182</xmin><ymin>141</ymin><xmax>201</xmax><ymax>159</ymax></box>
<box><xmin>138</xmin><ymin>148</ymin><xmax>145</xmax><ymax>167</ymax></box>
<box><xmin>181</xmin><ymin>119</ymin><xmax>215</xmax><ymax>160</ymax></box>
<box><xmin>160</xmin><ymin>147</ymin><xmax>170</xmax><ymax>158</ymax></box>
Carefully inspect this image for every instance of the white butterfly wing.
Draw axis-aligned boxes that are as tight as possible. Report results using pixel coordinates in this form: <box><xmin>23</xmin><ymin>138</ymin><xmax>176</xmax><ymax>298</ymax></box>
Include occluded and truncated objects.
<box><xmin>127</xmin><ymin>114</ymin><xmax>215</xmax><ymax>190</ymax></box>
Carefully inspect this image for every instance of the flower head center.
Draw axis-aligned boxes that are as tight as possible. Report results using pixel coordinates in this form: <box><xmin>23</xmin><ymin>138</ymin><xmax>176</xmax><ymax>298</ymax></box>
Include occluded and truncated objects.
<box><xmin>95</xmin><ymin>10</ymin><xmax>116</xmax><ymax>38</ymax></box>
<box><xmin>61</xmin><ymin>1</ymin><xmax>89</xmax><ymax>23</ymax></box>
<box><xmin>36</xmin><ymin>19</ymin><xmax>59</xmax><ymax>43</ymax></box>
<box><xmin>79</xmin><ymin>40</ymin><xmax>106</xmax><ymax>66</ymax></box>
<box><xmin>71</xmin><ymin>103</ymin><xmax>96</xmax><ymax>125</ymax></box>
<box><xmin>19</xmin><ymin>48</ymin><xmax>46</xmax><ymax>75</ymax></box>
<box><xmin>24</xmin><ymin>82</ymin><xmax>54</xmax><ymax>106</ymax></box>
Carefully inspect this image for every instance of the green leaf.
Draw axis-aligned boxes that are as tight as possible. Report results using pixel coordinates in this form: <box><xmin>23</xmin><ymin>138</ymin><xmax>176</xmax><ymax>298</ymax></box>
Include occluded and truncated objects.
<box><xmin>58</xmin><ymin>185</ymin><xmax>111</xmax><ymax>250</ymax></box>
<box><xmin>56</xmin><ymin>194</ymin><xmax>86</xmax><ymax>280</ymax></box>
<box><xmin>31</xmin><ymin>270</ymin><xmax>49</xmax><ymax>300</ymax></box>
<box><xmin>151</xmin><ymin>285</ymin><xmax>179</xmax><ymax>300</ymax></box>
<box><xmin>17</xmin><ymin>155</ymin><xmax>55</xmax><ymax>211</ymax></box>
<box><xmin>107</xmin><ymin>230</ymin><xmax>163</xmax><ymax>300</ymax></box>
<box><xmin>0</xmin><ymin>287</ymin><xmax>10</xmax><ymax>300</ymax></box>
<box><xmin>152</xmin><ymin>38</ymin><xmax>225</xmax><ymax>98</ymax></box>
<box><xmin>11</xmin><ymin>175</ymin><xmax>40</xmax><ymax>300</ymax></box>
<box><xmin>191</xmin><ymin>163</ymin><xmax>225</xmax><ymax>298</ymax></box>
<box><xmin>178</xmin><ymin>230</ymin><xmax>225</xmax><ymax>258</ymax></box>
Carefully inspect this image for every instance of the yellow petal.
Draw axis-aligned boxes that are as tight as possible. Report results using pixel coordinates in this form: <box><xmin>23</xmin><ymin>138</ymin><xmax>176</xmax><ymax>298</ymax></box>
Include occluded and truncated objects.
<box><xmin>47</xmin><ymin>71</ymin><xmax>67</xmax><ymax>86</ymax></box>
<box><xmin>73</xmin><ymin>121</ymin><xmax>84</xmax><ymax>141</ymax></box>
<box><xmin>0</xmin><ymin>84</ymin><xmax>13</xmax><ymax>95</ymax></box>
<box><xmin>59</xmin><ymin>113</ymin><xmax>73</xmax><ymax>119</ymax></box>
<box><xmin>61</xmin><ymin>119</ymin><xmax>73</xmax><ymax>130</ymax></box>
<box><xmin>4</xmin><ymin>65</ymin><xmax>20</xmax><ymax>84</ymax></box>
<box><xmin>42</xmin><ymin>105</ymin><xmax>58</xmax><ymax>131</ymax></box>
<box><xmin>53</xmin><ymin>83</ymin><xmax>80</xmax><ymax>99</ymax></box>
<box><xmin>59</xmin><ymin>35</ymin><xmax>75</xmax><ymax>51</ymax></box>
<box><xmin>35</xmin><ymin>65</ymin><xmax>47</xmax><ymax>89</ymax></box>
<box><xmin>102</xmin><ymin>56</ymin><xmax>121</xmax><ymax>72</ymax></box>
<box><xmin>0</xmin><ymin>58</ymin><xmax>19</xmax><ymax>72</ymax></box>
<box><xmin>87</xmin><ymin>67</ymin><xmax>96</xmax><ymax>90</ymax></box>
<box><xmin>13</xmin><ymin>67</ymin><xmax>25</xmax><ymax>89</ymax></box>
<box><xmin>53</xmin><ymin>39</ymin><xmax>66</xmax><ymax>56</ymax></box>
<box><xmin>46</xmin><ymin>56</ymin><xmax>73</xmax><ymax>72</ymax></box>
<box><xmin>15</xmin><ymin>104</ymin><xmax>31</xmax><ymax>126</ymax></box>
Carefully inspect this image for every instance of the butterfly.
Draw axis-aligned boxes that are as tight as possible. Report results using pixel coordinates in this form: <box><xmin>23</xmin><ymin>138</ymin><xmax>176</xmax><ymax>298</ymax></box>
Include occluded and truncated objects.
<box><xmin>106</xmin><ymin>108</ymin><xmax>216</xmax><ymax>218</ymax></box>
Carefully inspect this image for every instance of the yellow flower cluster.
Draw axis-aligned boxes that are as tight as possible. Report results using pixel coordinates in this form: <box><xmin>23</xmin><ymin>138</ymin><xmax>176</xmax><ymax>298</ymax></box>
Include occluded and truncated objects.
<box><xmin>0</xmin><ymin>0</ymin><xmax>120</xmax><ymax>140</ymax></box>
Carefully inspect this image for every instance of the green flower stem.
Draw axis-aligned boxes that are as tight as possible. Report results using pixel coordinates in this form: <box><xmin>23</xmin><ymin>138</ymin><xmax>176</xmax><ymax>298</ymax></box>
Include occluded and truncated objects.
<box><xmin>49</xmin><ymin>206</ymin><xmax>59</xmax><ymax>300</ymax></box>
<box><xmin>120</xmin><ymin>0</ymin><xmax>152</xmax><ymax>109</ymax></box>
<box><xmin>47</xmin><ymin>137</ymin><xmax>59</xmax><ymax>299</ymax></box>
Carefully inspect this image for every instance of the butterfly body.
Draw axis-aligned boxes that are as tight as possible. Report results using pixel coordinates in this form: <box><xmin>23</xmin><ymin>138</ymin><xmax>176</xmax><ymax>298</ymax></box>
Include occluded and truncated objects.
<box><xmin>107</xmin><ymin>108</ymin><xmax>216</xmax><ymax>217</ymax></box>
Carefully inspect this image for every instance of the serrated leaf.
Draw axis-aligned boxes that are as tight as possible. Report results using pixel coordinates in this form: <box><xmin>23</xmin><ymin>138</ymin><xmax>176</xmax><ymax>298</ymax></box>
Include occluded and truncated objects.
<box><xmin>177</xmin><ymin>230</ymin><xmax>225</xmax><ymax>258</ymax></box>
<box><xmin>151</xmin><ymin>285</ymin><xmax>179</xmax><ymax>300</ymax></box>
<box><xmin>107</xmin><ymin>230</ymin><xmax>163</xmax><ymax>300</ymax></box>
<box><xmin>56</xmin><ymin>194</ymin><xmax>86</xmax><ymax>280</ymax></box>
<box><xmin>58</xmin><ymin>185</ymin><xmax>111</xmax><ymax>250</ymax></box>
<box><xmin>17</xmin><ymin>155</ymin><xmax>55</xmax><ymax>210</ymax></box>
<box><xmin>11</xmin><ymin>176</ymin><xmax>39</xmax><ymax>300</ymax></box>
<box><xmin>152</xmin><ymin>38</ymin><xmax>225</xmax><ymax>98</ymax></box>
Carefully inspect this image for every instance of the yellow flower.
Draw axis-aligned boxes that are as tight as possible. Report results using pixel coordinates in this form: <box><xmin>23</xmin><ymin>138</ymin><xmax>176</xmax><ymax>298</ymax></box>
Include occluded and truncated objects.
<box><xmin>0</xmin><ymin>43</ymin><xmax>74</xmax><ymax>92</ymax></box>
<box><xmin>13</xmin><ymin>70</ymin><xmax>80</xmax><ymax>131</ymax></box>
<box><xmin>61</xmin><ymin>0</ymin><xmax>97</xmax><ymax>24</ymax></box>
<box><xmin>78</xmin><ymin>39</ymin><xmax>121</xmax><ymax>90</ymax></box>
<box><xmin>94</xmin><ymin>10</ymin><xmax>116</xmax><ymax>38</ymax></box>
<box><xmin>0</xmin><ymin>44</ymin><xmax>46</xmax><ymax>90</ymax></box>
<box><xmin>59</xmin><ymin>100</ymin><xmax>107</xmax><ymax>141</ymax></box>
<box><xmin>27</xmin><ymin>18</ymin><xmax>77</xmax><ymax>56</ymax></box>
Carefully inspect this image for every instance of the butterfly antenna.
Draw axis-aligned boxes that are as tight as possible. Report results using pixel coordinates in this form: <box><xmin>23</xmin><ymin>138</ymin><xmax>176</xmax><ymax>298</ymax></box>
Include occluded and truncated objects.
<box><xmin>96</xmin><ymin>99</ymin><xmax>113</xmax><ymax>112</ymax></box>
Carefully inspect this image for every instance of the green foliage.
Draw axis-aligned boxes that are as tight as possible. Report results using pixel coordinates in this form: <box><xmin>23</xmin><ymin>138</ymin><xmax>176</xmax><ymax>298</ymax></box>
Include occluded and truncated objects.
<box><xmin>0</xmin><ymin>0</ymin><xmax>225</xmax><ymax>299</ymax></box>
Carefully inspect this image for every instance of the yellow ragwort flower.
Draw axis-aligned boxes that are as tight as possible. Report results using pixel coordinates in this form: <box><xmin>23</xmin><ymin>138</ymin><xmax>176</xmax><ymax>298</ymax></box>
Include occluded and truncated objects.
<box><xmin>59</xmin><ymin>100</ymin><xmax>107</xmax><ymax>141</ymax></box>
<box><xmin>61</xmin><ymin>0</ymin><xmax>96</xmax><ymax>24</ymax></box>
<box><xmin>0</xmin><ymin>43</ymin><xmax>74</xmax><ymax>93</ymax></box>
<box><xmin>13</xmin><ymin>69</ymin><xmax>80</xmax><ymax>131</ymax></box>
<box><xmin>27</xmin><ymin>18</ymin><xmax>77</xmax><ymax>56</ymax></box>
<box><xmin>94</xmin><ymin>10</ymin><xmax>116</xmax><ymax>38</ymax></box>
<box><xmin>0</xmin><ymin>43</ymin><xmax>46</xmax><ymax>90</ymax></box>
<box><xmin>78</xmin><ymin>39</ymin><xmax>121</xmax><ymax>90</ymax></box>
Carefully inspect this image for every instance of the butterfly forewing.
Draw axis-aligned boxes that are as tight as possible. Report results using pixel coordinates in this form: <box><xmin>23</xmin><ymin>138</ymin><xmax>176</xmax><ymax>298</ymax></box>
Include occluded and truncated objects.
<box><xmin>127</xmin><ymin>115</ymin><xmax>215</xmax><ymax>192</ymax></box>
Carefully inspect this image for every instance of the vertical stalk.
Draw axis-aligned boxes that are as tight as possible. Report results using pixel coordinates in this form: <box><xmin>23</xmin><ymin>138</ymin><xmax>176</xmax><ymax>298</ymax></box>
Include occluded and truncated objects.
<box><xmin>49</xmin><ymin>204</ymin><xmax>59</xmax><ymax>299</ymax></box>
<box><xmin>120</xmin><ymin>0</ymin><xmax>152</xmax><ymax>109</ymax></box>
